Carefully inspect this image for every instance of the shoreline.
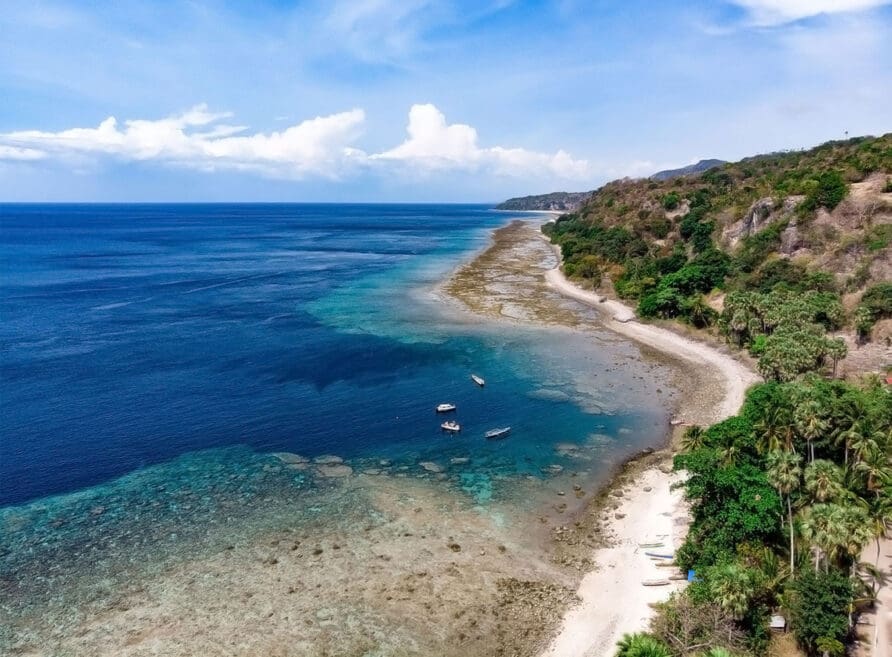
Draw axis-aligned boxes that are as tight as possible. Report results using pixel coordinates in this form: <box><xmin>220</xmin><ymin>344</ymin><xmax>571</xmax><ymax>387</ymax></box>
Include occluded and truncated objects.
<box><xmin>440</xmin><ymin>218</ymin><xmax>760</xmax><ymax>657</ymax></box>
<box><xmin>538</xmin><ymin>249</ymin><xmax>760</xmax><ymax>657</ymax></box>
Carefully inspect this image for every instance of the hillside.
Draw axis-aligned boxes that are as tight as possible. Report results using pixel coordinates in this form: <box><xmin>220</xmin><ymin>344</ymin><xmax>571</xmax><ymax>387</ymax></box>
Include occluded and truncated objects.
<box><xmin>496</xmin><ymin>191</ymin><xmax>591</xmax><ymax>212</ymax></box>
<box><xmin>543</xmin><ymin>134</ymin><xmax>892</xmax><ymax>380</ymax></box>
<box><xmin>651</xmin><ymin>158</ymin><xmax>727</xmax><ymax>181</ymax></box>
<box><xmin>543</xmin><ymin>136</ymin><xmax>892</xmax><ymax>657</ymax></box>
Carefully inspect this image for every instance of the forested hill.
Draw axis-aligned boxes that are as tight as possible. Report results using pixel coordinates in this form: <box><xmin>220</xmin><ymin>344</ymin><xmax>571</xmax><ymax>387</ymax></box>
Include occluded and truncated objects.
<box><xmin>545</xmin><ymin>134</ymin><xmax>892</xmax><ymax>382</ymax></box>
<box><xmin>496</xmin><ymin>191</ymin><xmax>591</xmax><ymax>211</ymax></box>
<box><xmin>590</xmin><ymin>135</ymin><xmax>892</xmax><ymax>657</ymax></box>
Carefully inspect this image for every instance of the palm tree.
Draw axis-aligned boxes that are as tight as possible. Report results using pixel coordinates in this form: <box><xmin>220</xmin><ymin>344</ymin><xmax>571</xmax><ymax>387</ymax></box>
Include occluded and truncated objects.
<box><xmin>681</xmin><ymin>425</ymin><xmax>706</xmax><ymax>452</ymax></box>
<box><xmin>767</xmin><ymin>450</ymin><xmax>803</xmax><ymax>575</ymax></box>
<box><xmin>754</xmin><ymin>406</ymin><xmax>794</xmax><ymax>455</ymax></box>
<box><xmin>794</xmin><ymin>399</ymin><xmax>828</xmax><ymax>463</ymax></box>
<box><xmin>709</xmin><ymin>563</ymin><xmax>756</xmax><ymax>620</ymax></box>
<box><xmin>854</xmin><ymin>447</ymin><xmax>891</xmax><ymax>496</ymax></box>
<box><xmin>799</xmin><ymin>503</ymin><xmax>846</xmax><ymax>572</ymax></box>
<box><xmin>803</xmin><ymin>460</ymin><xmax>845</xmax><ymax>503</ymax></box>
<box><xmin>615</xmin><ymin>632</ymin><xmax>672</xmax><ymax>657</ymax></box>
<box><xmin>863</xmin><ymin>495</ymin><xmax>892</xmax><ymax>568</ymax></box>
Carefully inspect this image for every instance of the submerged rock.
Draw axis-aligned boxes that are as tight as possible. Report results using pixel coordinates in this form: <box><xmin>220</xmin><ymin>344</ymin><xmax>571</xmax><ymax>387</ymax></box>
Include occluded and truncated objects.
<box><xmin>419</xmin><ymin>461</ymin><xmax>444</xmax><ymax>474</ymax></box>
<box><xmin>313</xmin><ymin>455</ymin><xmax>344</xmax><ymax>465</ymax></box>
<box><xmin>316</xmin><ymin>464</ymin><xmax>353</xmax><ymax>477</ymax></box>
<box><xmin>272</xmin><ymin>452</ymin><xmax>309</xmax><ymax>465</ymax></box>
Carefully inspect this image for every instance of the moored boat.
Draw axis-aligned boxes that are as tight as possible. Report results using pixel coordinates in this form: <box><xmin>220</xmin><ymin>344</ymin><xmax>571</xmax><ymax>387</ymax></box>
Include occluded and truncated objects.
<box><xmin>471</xmin><ymin>374</ymin><xmax>485</xmax><ymax>387</ymax></box>
<box><xmin>436</xmin><ymin>403</ymin><xmax>457</xmax><ymax>413</ymax></box>
<box><xmin>484</xmin><ymin>426</ymin><xmax>510</xmax><ymax>440</ymax></box>
<box><xmin>441</xmin><ymin>420</ymin><xmax>461</xmax><ymax>433</ymax></box>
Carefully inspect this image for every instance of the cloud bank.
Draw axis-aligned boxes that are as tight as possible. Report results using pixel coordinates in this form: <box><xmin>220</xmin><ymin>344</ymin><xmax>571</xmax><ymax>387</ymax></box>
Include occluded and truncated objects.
<box><xmin>0</xmin><ymin>103</ymin><xmax>591</xmax><ymax>182</ymax></box>
<box><xmin>728</xmin><ymin>0</ymin><xmax>891</xmax><ymax>25</ymax></box>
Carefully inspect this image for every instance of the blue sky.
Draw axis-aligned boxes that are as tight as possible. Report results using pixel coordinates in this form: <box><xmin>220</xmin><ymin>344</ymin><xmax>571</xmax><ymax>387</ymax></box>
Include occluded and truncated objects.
<box><xmin>1</xmin><ymin>0</ymin><xmax>890</xmax><ymax>202</ymax></box>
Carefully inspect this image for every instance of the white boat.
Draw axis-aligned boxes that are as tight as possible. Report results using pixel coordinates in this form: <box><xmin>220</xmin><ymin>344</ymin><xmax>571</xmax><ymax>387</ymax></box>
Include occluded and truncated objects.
<box><xmin>471</xmin><ymin>374</ymin><xmax>485</xmax><ymax>387</ymax></box>
<box><xmin>436</xmin><ymin>403</ymin><xmax>457</xmax><ymax>413</ymax></box>
<box><xmin>484</xmin><ymin>426</ymin><xmax>511</xmax><ymax>440</ymax></box>
<box><xmin>642</xmin><ymin>579</ymin><xmax>670</xmax><ymax>587</ymax></box>
<box><xmin>441</xmin><ymin>420</ymin><xmax>461</xmax><ymax>433</ymax></box>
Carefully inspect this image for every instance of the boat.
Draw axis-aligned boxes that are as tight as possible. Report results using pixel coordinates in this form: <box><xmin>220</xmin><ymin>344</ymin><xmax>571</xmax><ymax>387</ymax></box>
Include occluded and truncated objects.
<box><xmin>637</xmin><ymin>542</ymin><xmax>664</xmax><ymax>548</ymax></box>
<box><xmin>471</xmin><ymin>374</ymin><xmax>485</xmax><ymax>387</ymax></box>
<box><xmin>642</xmin><ymin>579</ymin><xmax>671</xmax><ymax>587</ymax></box>
<box><xmin>436</xmin><ymin>403</ymin><xmax>457</xmax><ymax>413</ymax></box>
<box><xmin>484</xmin><ymin>427</ymin><xmax>511</xmax><ymax>440</ymax></box>
<box><xmin>644</xmin><ymin>552</ymin><xmax>674</xmax><ymax>559</ymax></box>
<box><xmin>441</xmin><ymin>420</ymin><xmax>461</xmax><ymax>433</ymax></box>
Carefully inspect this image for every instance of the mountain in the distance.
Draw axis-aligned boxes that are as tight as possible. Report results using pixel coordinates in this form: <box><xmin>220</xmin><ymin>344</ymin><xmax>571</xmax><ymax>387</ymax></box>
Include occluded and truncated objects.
<box><xmin>650</xmin><ymin>158</ymin><xmax>727</xmax><ymax>181</ymax></box>
<box><xmin>496</xmin><ymin>191</ymin><xmax>592</xmax><ymax>212</ymax></box>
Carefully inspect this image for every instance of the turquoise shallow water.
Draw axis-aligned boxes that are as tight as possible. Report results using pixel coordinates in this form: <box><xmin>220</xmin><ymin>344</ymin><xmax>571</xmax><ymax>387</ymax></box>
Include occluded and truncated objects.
<box><xmin>0</xmin><ymin>204</ymin><xmax>673</xmax><ymax>633</ymax></box>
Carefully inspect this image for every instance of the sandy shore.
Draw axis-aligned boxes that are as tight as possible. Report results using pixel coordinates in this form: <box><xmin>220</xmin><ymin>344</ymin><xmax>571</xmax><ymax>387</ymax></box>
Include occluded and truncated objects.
<box><xmin>443</xmin><ymin>218</ymin><xmax>760</xmax><ymax>657</ymax></box>
<box><xmin>539</xmin><ymin>268</ymin><xmax>759</xmax><ymax>657</ymax></box>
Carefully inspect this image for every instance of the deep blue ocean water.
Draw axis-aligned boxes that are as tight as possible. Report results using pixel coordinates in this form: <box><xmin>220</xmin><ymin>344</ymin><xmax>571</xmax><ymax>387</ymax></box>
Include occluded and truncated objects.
<box><xmin>0</xmin><ymin>203</ymin><xmax>668</xmax><ymax>513</ymax></box>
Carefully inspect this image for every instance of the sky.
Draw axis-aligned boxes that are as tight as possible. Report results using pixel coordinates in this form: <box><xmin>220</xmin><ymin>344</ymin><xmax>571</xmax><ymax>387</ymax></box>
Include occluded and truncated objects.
<box><xmin>0</xmin><ymin>0</ymin><xmax>890</xmax><ymax>202</ymax></box>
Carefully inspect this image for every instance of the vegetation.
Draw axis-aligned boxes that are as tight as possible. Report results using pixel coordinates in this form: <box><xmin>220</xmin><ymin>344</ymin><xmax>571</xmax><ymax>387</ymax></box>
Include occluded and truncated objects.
<box><xmin>616</xmin><ymin>376</ymin><xmax>891</xmax><ymax>657</ymax></box>
<box><xmin>545</xmin><ymin>134</ymin><xmax>892</xmax><ymax>351</ymax></box>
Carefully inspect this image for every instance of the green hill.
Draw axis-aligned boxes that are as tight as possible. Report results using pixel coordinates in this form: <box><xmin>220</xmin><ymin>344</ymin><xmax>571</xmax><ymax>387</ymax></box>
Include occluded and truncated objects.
<box><xmin>544</xmin><ymin>134</ymin><xmax>892</xmax><ymax>382</ymax></box>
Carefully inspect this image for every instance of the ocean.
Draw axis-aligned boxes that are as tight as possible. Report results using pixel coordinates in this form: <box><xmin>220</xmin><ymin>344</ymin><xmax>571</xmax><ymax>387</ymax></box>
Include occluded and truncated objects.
<box><xmin>0</xmin><ymin>204</ymin><xmax>673</xmax><ymax>650</ymax></box>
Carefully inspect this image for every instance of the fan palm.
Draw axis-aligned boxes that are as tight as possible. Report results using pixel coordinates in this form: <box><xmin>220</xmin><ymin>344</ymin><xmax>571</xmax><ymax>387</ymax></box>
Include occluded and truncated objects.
<box><xmin>709</xmin><ymin>563</ymin><xmax>755</xmax><ymax>620</ymax></box>
<box><xmin>794</xmin><ymin>399</ymin><xmax>828</xmax><ymax>463</ymax></box>
<box><xmin>615</xmin><ymin>632</ymin><xmax>672</xmax><ymax>657</ymax></box>
<box><xmin>767</xmin><ymin>450</ymin><xmax>803</xmax><ymax>574</ymax></box>
<box><xmin>803</xmin><ymin>460</ymin><xmax>845</xmax><ymax>503</ymax></box>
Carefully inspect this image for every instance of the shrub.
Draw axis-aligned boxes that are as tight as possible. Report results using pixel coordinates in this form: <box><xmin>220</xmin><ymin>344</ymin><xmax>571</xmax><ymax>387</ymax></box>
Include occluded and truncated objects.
<box><xmin>785</xmin><ymin>569</ymin><xmax>853</xmax><ymax>656</ymax></box>
<box><xmin>802</xmin><ymin>171</ymin><xmax>848</xmax><ymax>212</ymax></box>
<box><xmin>615</xmin><ymin>632</ymin><xmax>672</xmax><ymax>657</ymax></box>
<box><xmin>662</xmin><ymin>192</ymin><xmax>681</xmax><ymax>211</ymax></box>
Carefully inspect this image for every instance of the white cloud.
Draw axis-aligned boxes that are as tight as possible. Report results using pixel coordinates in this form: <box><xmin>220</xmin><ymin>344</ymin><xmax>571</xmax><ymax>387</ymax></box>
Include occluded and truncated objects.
<box><xmin>0</xmin><ymin>103</ymin><xmax>591</xmax><ymax>183</ymax></box>
<box><xmin>0</xmin><ymin>145</ymin><xmax>45</xmax><ymax>161</ymax></box>
<box><xmin>0</xmin><ymin>104</ymin><xmax>367</xmax><ymax>179</ymax></box>
<box><xmin>728</xmin><ymin>0</ymin><xmax>891</xmax><ymax>25</ymax></box>
<box><xmin>373</xmin><ymin>104</ymin><xmax>591</xmax><ymax>179</ymax></box>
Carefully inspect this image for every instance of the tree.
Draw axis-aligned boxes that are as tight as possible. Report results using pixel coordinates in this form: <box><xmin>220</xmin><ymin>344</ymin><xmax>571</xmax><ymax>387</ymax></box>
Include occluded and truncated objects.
<box><xmin>786</xmin><ymin>569</ymin><xmax>853</xmax><ymax>656</ymax></box>
<box><xmin>682</xmin><ymin>425</ymin><xmax>706</xmax><ymax>452</ymax></box>
<box><xmin>767</xmin><ymin>450</ymin><xmax>802</xmax><ymax>575</ymax></box>
<box><xmin>803</xmin><ymin>460</ymin><xmax>844</xmax><ymax>503</ymax></box>
<box><xmin>615</xmin><ymin>632</ymin><xmax>672</xmax><ymax>657</ymax></box>
<box><xmin>708</xmin><ymin>563</ymin><xmax>757</xmax><ymax>620</ymax></box>
<box><xmin>794</xmin><ymin>399</ymin><xmax>828</xmax><ymax>462</ymax></box>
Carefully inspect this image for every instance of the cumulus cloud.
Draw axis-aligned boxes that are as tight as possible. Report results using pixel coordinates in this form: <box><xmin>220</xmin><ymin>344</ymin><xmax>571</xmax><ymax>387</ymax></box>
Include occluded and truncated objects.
<box><xmin>373</xmin><ymin>104</ymin><xmax>590</xmax><ymax>179</ymax></box>
<box><xmin>0</xmin><ymin>104</ymin><xmax>367</xmax><ymax>178</ymax></box>
<box><xmin>0</xmin><ymin>103</ymin><xmax>590</xmax><ymax>182</ymax></box>
<box><xmin>728</xmin><ymin>0</ymin><xmax>891</xmax><ymax>25</ymax></box>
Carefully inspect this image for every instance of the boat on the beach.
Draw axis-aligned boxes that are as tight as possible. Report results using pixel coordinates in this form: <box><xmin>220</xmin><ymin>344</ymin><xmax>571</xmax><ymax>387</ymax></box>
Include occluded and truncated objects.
<box><xmin>471</xmin><ymin>374</ymin><xmax>485</xmax><ymax>387</ymax></box>
<box><xmin>644</xmin><ymin>552</ymin><xmax>674</xmax><ymax>559</ymax></box>
<box><xmin>637</xmin><ymin>542</ymin><xmax>664</xmax><ymax>548</ymax></box>
<box><xmin>436</xmin><ymin>403</ymin><xmax>457</xmax><ymax>413</ymax></box>
<box><xmin>484</xmin><ymin>426</ymin><xmax>511</xmax><ymax>440</ymax></box>
<box><xmin>642</xmin><ymin>579</ymin><xmax>671</xmax><ymax>587</ymax></box>
<box><xmin>441</xmin><ymin>420</ymin><xmax>461</xmax><ymax>433</ymax></box>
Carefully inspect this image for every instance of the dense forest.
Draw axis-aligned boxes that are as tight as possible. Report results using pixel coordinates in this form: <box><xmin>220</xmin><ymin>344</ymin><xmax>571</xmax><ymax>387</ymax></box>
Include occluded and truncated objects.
<box><xmin>539</xmin><ymin>136</ymin><xmax>892</xmax><ymax>657</ymax></box>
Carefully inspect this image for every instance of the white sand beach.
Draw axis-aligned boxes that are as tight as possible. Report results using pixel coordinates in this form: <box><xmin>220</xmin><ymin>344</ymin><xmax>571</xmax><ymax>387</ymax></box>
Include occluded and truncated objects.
<box><xmin>539</xmin><ymin>266</ymin><xmax>760</xmax><ymax>657</ymax></box>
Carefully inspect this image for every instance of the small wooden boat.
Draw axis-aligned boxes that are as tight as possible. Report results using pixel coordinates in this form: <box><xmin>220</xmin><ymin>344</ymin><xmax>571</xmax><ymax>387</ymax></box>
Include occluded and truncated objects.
<box><xmin>471</xmin><ymin>374</ymin><xmax>485</xmax><ymax>387</ymax></box>
<box><xmin>436</xmin><ymin>403</ymin><xmax>457</xmax><ymax>413</ymax></box>
<box><xmin>642</xmin><ymin>579</ymin><xmax>671</xmax><ymax>587</ymax></box>
<box><xmin>644</xmin><ymin>552</ymin><xmax>674</xmax><ymax>559</ymax></box>
<box><xmin>638</xmin><ymin>542</ymin><xmax>664</xmax><ymax>548</ymax></box>
<box><xmin>441</xmin><ymin>420</ymin><xmax>461</xmax><ymax>433</ymax></box>
<box><xmin>655</xmin><ymin>562</ymin><xmax>677</xmax><ymax>568</ymax></box>
<box><xmin>485</xmin><ymin>426</ymin><xmax>511</xmax><ymax>440</ymax></box>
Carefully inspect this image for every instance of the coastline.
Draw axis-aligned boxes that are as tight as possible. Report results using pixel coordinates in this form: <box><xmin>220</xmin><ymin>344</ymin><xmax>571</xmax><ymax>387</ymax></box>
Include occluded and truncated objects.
<box><xmin>441</xmin><ymin>218</ymin><xmax>760</xmax><ymax>657</ymax></box>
